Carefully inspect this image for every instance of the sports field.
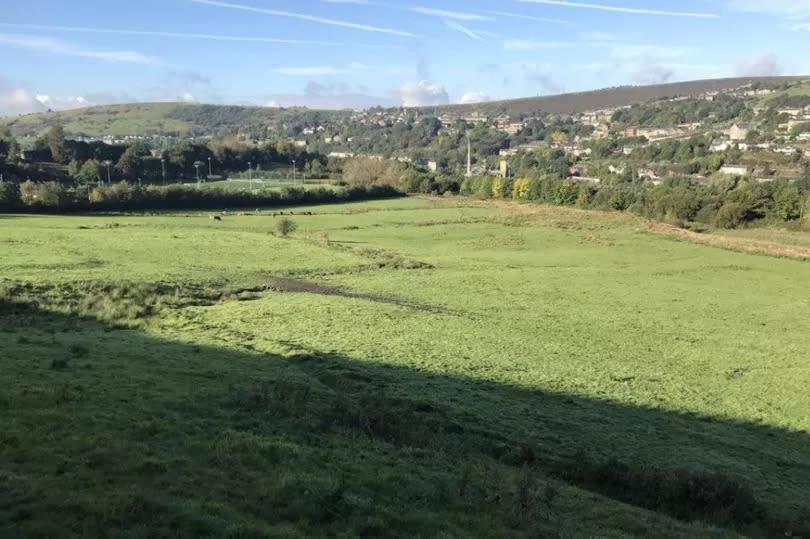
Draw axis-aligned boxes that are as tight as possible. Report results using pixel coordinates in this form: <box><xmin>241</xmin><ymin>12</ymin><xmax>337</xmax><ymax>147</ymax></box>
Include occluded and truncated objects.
<box><xmin>1</xmin><ymin>197</ymin><xmax>809</xmax><ymax>537</ymax></box>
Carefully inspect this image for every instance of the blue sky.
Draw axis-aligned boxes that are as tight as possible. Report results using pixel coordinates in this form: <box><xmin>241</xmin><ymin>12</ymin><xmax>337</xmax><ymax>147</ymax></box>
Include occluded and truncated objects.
<box><xmin>1</xmin><ymin>0</ymin><xmax>810</xmax><ymax>114</ymax></box>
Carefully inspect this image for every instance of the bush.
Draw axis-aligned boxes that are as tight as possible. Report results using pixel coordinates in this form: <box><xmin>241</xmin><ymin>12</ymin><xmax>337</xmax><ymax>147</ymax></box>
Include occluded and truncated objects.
<box><xmin>555</xmin><ymin>451</ymin><xmax>763</xmax><ymax>529</ymax></box>
<box><xmin>276</xmin><ymin>218</ymin><xmax>297</xmax><ymax>237</ymax></box>
<box><xmin>0</xmin><ymin>181</ymin><xmax>21</xmax><ymax>210</ymax></box>
<box><xmin>714</xmin><ymin>202</ymin><xmax>746</xmax><ymax>229</ymax></box>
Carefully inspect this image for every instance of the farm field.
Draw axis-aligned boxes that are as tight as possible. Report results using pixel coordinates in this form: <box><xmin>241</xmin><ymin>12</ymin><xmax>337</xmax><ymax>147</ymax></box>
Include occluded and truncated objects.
<box><xmin>1</xmin><ymin>197</ymin><xmax>810</xmax><ymax>537</ymax></box>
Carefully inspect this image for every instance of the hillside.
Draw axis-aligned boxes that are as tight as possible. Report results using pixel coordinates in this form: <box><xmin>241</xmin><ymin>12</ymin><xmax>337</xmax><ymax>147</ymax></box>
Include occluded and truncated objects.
<box><xmin>2</xmin><ymin>76</ymin><xmax>806</xmax><ymax>139</ymax></box>
<box><xmin>3</xmin><ymin>198</ymin><xmax>810</xmax><ymax>537</ymax></box>
<box><xmin>434</xmin><ymin>76</ymin><xmax>808</xmax><ymax>116</ymax></box>
<box><xmin>1</xmin><ymin>102</ymin><xmax>350</xmax><ymax>138</ymax></box>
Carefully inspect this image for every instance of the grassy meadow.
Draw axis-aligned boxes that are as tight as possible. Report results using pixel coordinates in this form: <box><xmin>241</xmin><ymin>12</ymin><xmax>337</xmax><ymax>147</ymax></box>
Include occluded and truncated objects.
<box><xmin>2</xmin><ymin>197</ymin><xmax>810</xmax><ymax>537</ymax></box>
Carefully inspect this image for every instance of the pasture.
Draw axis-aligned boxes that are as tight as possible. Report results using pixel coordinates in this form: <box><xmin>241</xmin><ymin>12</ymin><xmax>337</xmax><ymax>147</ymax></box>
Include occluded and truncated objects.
<box><xmin>1</xmin><ymin>197</ymin><xmax>809</xmax><ymax>537</ymax></box>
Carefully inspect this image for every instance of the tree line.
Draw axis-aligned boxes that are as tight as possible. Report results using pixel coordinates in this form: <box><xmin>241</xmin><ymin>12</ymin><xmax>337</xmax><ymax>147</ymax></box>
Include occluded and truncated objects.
<box><xmin>460</xmin><ymin>172</ymin><xmax>810</xmax><ymax>229</ymax></box>
<box><xmin>0</xmin><ymin>181</ymin><xmax>401</xmax><ymax>213</ymax></box>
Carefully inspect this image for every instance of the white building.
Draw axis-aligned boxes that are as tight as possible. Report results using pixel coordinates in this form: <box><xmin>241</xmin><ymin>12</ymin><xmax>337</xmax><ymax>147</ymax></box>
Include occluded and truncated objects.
<box><xmin>720</xmin><ymin>165</ymin><xmax>750</xmax><ymax>176</ymax></box>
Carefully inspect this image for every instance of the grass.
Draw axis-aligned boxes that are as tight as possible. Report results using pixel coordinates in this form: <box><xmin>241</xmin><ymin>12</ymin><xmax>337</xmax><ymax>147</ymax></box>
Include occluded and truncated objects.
<box><xmin>2</xmin><ymin>196</ymin><xmax>810</xmax><ymax>537</ymax></box>
<box><xmin>186</xmin><ymin>179</ymin><xmax>340</xmax><ymax>192</ymax></box>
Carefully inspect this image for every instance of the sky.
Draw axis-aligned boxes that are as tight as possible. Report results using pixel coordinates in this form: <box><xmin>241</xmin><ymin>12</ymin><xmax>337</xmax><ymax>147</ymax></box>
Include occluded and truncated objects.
<box><xmin>2</xmin><ymin>0</ymin><xmax>810</xmax><ymax>115</ymax></box>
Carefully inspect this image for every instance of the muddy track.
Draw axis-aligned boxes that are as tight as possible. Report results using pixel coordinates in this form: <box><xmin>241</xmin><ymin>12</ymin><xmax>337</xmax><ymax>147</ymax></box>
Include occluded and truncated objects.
<box><xmin>266</xmin><ymin>277</ymin><xmax>464</xmax><ymax>316</ymax></box>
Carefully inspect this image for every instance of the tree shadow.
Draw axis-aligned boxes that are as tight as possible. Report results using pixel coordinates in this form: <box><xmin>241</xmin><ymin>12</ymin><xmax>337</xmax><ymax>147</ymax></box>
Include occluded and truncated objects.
<box><xmin>1</xmin><ymin>299</ymin><xmax>809</xmax><ymax>538</ymax></box>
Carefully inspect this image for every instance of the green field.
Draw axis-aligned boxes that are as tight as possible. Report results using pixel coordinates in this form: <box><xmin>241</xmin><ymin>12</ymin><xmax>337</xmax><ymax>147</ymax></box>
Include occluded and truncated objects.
<box><xmin>2</xmin><ymin>197</ymin><xmax>809</xmax><ymax>537</ymax></box>
<box><xmin>185</xmin><ymin>179</ymin><xmax>340</xmax><ymax>192</ymax></box>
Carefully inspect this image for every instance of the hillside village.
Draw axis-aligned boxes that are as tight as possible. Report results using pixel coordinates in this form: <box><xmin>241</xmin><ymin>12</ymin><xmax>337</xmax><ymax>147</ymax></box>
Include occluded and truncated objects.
<box><xmin>4</xmin><ymin>78</ymin><xmax>810</xmax><ymax>195</ymax></box>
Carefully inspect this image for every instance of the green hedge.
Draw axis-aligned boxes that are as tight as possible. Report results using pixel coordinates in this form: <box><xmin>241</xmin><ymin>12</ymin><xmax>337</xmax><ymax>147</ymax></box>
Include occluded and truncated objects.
<box><xmin>0</xmin><ymin>181</ymin><xmax>402</xmax><ymax>213</ymax></box>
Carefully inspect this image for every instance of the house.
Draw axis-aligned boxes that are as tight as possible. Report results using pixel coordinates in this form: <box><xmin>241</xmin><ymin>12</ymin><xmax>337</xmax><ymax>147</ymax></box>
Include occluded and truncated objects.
<box><xmin>720</xmin><ymin>164</ymin><xmax>750</xmax><ymax>176</ymax></box>
<box><xmin>569</xmin><ymin>176</ymin><xmax>601</xmax><ymax>185</ymax></box>
<box><xmin>499</xmin><ymin>123</ymin><xmax>524</xmax><ymax>135</ymax></box>
<box><xmin>798</xmin><ymin>132</ymin><xmax>810</xmax><ymax>141</ymax></box>
<box><xmin>778</xmin><ymin>108</ymin><xmax>803</xmax><ymax>117</ymax></box>
<box><xmin>787</xmin><ymin>120</ymin><xmax>810</xmax><ymax>131</ymax></box>
<box><xmin>427</xmin><ymin>161</ymin><xmax>438</xmax><ymax>172</ymax></box>
<box><xmin>726</xmin><ymin>123</ymin><xmax>750</xmax><ymax>141</ymax></box>
<box><xmin>638</xmin><ymin>168</ymin><xmax>660</xmax><ymax>180</ymax></box>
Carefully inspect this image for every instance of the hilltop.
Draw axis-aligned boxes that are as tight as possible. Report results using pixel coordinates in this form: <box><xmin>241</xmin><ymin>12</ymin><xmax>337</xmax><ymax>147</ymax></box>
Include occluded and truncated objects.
<box><xmin>2</xmin><ymin>76</ymin><xmax>806</xmax><ymax>138</ymax></box>
<box><xmin>1</xmin><ymin>102</ymin><xmax>350</xmax><ymax>139</ymax></box>
<box><xmin>433</xmin><ymin>76</ymin><xmax>809</xmax><ymax>116</ymax></box>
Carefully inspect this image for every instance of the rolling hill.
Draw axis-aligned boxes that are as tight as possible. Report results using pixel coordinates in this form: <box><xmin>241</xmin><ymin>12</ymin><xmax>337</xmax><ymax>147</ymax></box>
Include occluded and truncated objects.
<box><xmin>1</xmin><ymin>102</ymin><xmax>350</xmax><ymax>138</ymax></box>
<box><xmin>2</xmin><ymin>76</ymin><xmax>807</xmax><ymax>138</ymax></box>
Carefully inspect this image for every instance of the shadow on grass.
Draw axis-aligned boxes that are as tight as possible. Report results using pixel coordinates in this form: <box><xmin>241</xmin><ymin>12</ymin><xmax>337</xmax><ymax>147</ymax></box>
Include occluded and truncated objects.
<box><xmin>1</xmin><ymin>299</ymin><xmax>809</xmax><ymax>538</ymax></box>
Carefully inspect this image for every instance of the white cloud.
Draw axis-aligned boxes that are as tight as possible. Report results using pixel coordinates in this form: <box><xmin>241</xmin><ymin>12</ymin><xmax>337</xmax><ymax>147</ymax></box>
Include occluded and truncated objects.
<box><xmin>0</xmin><ymin>79</ymin><xmax>45</xmax><ymax>116</ymax></box>
<box><xmin>191</xmin><ymin>0</ymin><xmax>417</xmax><ymax>37</ymax></box>
<box><xmin>632</xmin><ymin>62</ymin><xmax>675</xmax><ymax>85</ymax></box>
<box><xmin>478</xmin><ymin>10</ymin><xmax>572</xmax><ymax>25</ymax></box>
<box><xmin>737</xmin><ymin>53</ymin><xmax>784</xmax><ymax>76</ymax></box>
<box><xmin>504</xmin><ymin>39</ymin><xmax>573</xmax><ymax>50</ymax></box>
<box><xmin>271</xmin><ymin>66</ymin><xmax>348</xmax><ymax>76</ymax></box>
<box><xmin>459</xmin><ymin>92</ymin><xmax>491</xmax><ymax>104</ymax></box>
<box><xmin>0</xmin><ymin>33</ymin><xmax>162</xmax><ymax>64</ymax></box>
<box><xmin>579</xmin><ymin>31</ymin><xmax>632</xmax><ymax>42</ymax></box>
<box><xmin>727</xmin><ymin>0</ymin><xmax>810</xmax><ymax>20</ymax></box>
<box><xmin>517</xmin><ymin>0</ymin><xmax>719</xmax><ymax>18</ymax></box>
<box><xmin>609</xmin><ymin>44</ymin><xmax>692</xmax><ymax>60</ymax></box>
<box><xmin>408</xmin><ymin>7</ymin><xmax>491</xmax><ymax>21</ymax></box>
<box><xmin>0</xmin><ymin>23</ymin><xmax>404</xmax><ymax>49</ymax></box>
<box><xmin>268</xmin><ymin>62</ymin><xmax>405</xmax><ymax>76</ymax></box>
<box><xmin>444</xmin><ymin>20</ymin><xmax>483</xmax><ymax>41</ymax></box>
<box><xmin>395</xmin><ymin>80</ymin><xmax>450</xmax><ymax>107</ymax></box>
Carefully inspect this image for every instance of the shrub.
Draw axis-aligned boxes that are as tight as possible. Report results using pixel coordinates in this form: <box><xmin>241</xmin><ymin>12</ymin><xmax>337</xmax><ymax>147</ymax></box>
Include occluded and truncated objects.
<box><xmin>0</xmin><ymin>181</ymin><xmax>21</xmax><ymax>210</ymax></box>
<box><xmin>276</xmin><ymin>218</ymin><xmax>297</xmax><ymax>237</ymax></box>
<box><xmin>3</xmin><ymin>182</ymin><xmax>402</xmax><ymax>213</ymax></box>
<box><xmin>555</xmin><ymin>451</ymin><xmax>763</xmax><ymax>529</ymax></box>
<box><xmin>714</xmin><ymin>202</ymin><xmax>746</xmax><ymax>229</ymax></box>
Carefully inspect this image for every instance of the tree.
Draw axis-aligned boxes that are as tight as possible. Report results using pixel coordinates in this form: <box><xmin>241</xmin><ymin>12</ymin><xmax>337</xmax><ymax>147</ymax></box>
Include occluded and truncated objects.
<box><xmin>343</xmin><ymin>157</ymin><xmax>404</xmax><ymax>187</ymax></box>
<box><xmin>773</xmin><ymin>184</ymin><xmax>801</xmax><ymax>221</ymax></box>
<box><xmin>76</xmin><ymin>159</ymin><xmax>103</xmax><ymax>184</ymax></box>
<box><xmin>43</xmin><ymin>125</ymin><xmax>66</xmax><ymax>163</ymax></box>
<box><xmin>0</xmin><ymin>126</ymin><xmax>19</xmax><ymax>165</ymax></box>
<box><xmin>276</xmin><ymin>217</ymin><xmax>297</xmax><ymax>237</ymax></box>
<box><xmin>116</xmin><ymin>146</ymin><xmax>144</xmax><ymax>180</ymax></box>
<box><xmin>0</xmin><ymin>180</ymin><xmax>21</xmax><ymax>209</ymax></box>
